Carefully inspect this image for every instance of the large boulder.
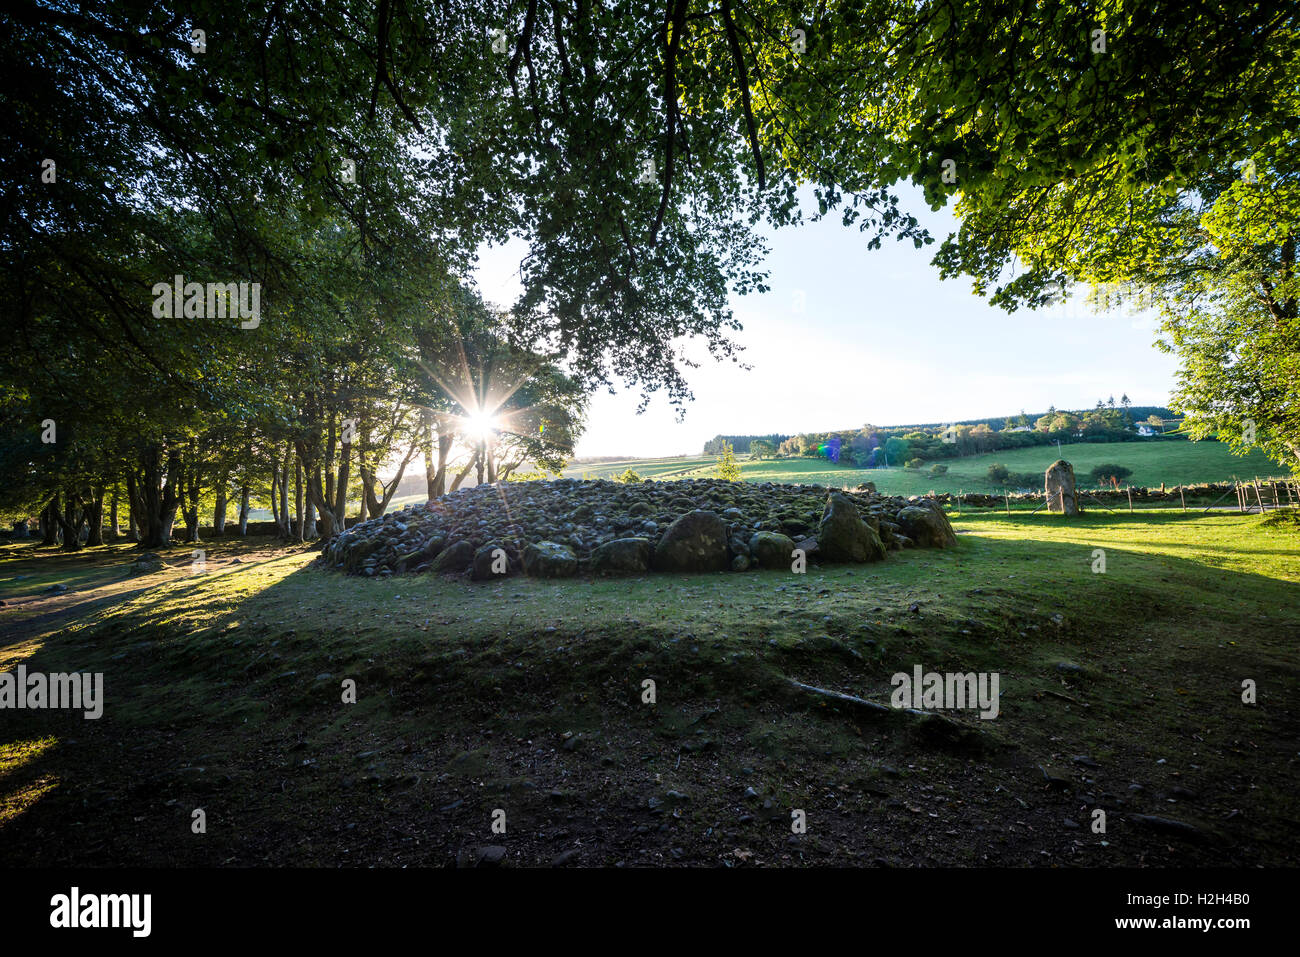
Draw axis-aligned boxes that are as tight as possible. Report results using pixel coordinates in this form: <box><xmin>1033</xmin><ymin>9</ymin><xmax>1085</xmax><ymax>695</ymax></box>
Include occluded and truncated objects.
<box><xmin>816</xmin><ymin>493</ymin><xmax>885</xmax><ymax>562</ymax></box>
<box><xmin>523</xmin><ymin>541</ymin><xmax>579</xmax><ymax>578</ymax></box>
<box><xmin>748</xmin><ymin>531</ymin><xmax>797</xmax><ymax>569</ymax></box>
<box><xmin>895</xmin><ymin>501</ymin><xmax>958</xmax><ymax>548</ymax></box>
<box><xmin>431</xmin><ymin>540</ymin><xmax>475</xmax><ymax>574</ymax></box>
<box><xmin>471</xmin><ymin>544</ymin><xmax>512</xmax><ymax>581</ymax></box>
<box><xmin>652</xmin><ymin>510</ymin><xmax>729</xmax><ymax>573</ymax></box>
<box><xmin>1045</xmin><ymin>460</ymin><xmax>1080</xmax><ymax>515</ymax></box>
<box><xmin>591</xmin><ymin>537</ymin><xmax>652</xmax><ymax>574</ymax></box>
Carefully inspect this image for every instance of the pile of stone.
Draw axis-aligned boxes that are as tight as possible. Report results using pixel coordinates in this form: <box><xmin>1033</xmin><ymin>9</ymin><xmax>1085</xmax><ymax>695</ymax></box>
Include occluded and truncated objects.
<box><xmin>318</xmin><ymin>478</ymin><xmax>957</xmax><ymax>579</ymax></box>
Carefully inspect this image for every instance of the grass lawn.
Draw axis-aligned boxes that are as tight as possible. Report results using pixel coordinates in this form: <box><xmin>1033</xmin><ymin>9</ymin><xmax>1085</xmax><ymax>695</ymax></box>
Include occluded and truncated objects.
<box><xmin>1</xmin><ymin>507</ymin><xmax>1296</xmax><ymax>866</ymax></box>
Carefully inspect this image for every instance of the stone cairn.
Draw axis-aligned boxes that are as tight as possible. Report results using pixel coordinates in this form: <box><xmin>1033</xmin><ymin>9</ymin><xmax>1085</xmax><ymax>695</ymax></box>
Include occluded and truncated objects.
<box><xmin>318</xmin><ymin>478</ymin><xmax>958</xmax><ymax>579</ymax></box>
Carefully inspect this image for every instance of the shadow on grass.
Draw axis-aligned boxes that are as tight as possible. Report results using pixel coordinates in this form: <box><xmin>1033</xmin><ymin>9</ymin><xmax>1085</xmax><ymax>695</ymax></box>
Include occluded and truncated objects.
<box><xmin>1</xmin><ymin>520</ymin><xmax>1298</xmax><ymax>866</ymax></box>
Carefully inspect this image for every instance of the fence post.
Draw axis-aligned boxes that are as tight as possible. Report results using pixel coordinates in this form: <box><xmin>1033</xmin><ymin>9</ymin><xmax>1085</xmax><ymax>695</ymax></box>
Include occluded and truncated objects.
<box><xmin>1004</xmin><ymin>490</ymin><xmax>1011</xmax><ymax>516</ymax></box>
<box><xmin>1127</xmin><ymin>487</ymin><xmax>1133</xmax><ymax>513</ymax></box>
<box><xmin>1179</xmin><ymin>485</ymin><xmax>1186</xmax><ymax>513</ymax></box>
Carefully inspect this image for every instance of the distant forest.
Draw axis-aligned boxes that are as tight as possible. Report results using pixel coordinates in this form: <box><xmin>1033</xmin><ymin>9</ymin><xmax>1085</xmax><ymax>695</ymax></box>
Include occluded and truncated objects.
<box><xmin>702</xmin><ymin>435</ymin><xmax>791</xmax><ymax>455</ymax></box>
<box><xmin>704</xmin><ymin>408</ymin><xmax>1174</xmax><ymax>455</ymax></box>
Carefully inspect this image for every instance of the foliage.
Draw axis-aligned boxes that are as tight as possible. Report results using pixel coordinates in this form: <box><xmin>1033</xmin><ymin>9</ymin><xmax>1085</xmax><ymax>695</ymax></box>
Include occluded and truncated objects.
<box><xmin>715</xmin><ymin>441</ymin><xmax>742</xmax><ymax>482</ymax></box>
<box><xmin>1091</xmin><ymin>464</ymin><xmax>1135</xmax><ymax>484</ymax></box>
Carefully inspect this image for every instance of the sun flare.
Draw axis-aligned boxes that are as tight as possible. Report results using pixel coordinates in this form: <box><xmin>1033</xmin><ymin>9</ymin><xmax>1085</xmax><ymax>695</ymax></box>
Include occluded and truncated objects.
<box><xmin>463</xmin><ymin>411</ymin><xmax>500</xmax><ymax>441</ymax></box>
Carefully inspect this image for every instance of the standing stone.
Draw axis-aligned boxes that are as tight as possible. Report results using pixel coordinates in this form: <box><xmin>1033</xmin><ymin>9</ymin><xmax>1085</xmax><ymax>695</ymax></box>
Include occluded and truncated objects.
<box><xmin>1045</xmin><ymin>460</ymin><xmax>1079</xmax><ymax>515</ymax></box>
<box><xmin>817</xmin><ymin>492</ymin><xmax>885</xmax><ymax>562</ymax></box>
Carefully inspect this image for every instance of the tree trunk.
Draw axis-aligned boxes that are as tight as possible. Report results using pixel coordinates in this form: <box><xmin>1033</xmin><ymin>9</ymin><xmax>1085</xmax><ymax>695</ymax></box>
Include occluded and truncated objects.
<box><xmin>421</xmin><ymin>410</ymin><xmax>454</xmax><ymax>500</ymax></box>
<box><xmin>213</xmin><ymin>486</ymin><xmax>228</xmax><ymax>535</ymax></box>
<box><xmin>138</xmin><ymin>444</ymin><xmax>181</xmax><ymax>549</ymax></box>
<box><xmin>421</xmin><ymin>408</ymin><xmax>437</xmax><ymax>499</ymax></box>
<box><xmin>298</xmin><ymin>427</ymin><xmax>351</xmax><ymax>539</ymax></box>
<box><xmin>85</xmin><ymin>485</ymin><xmax>106</xmax><ymax>547</ymax></box>
<box><xmin>435</xmin><ymin>431</ymin><xmax>452</xmax><ymax>498</ymax></box>
<box><xmin>294</xmin><ymin>456</ymin><xmax>305</xmax><ymax>543</ymax></box>
<box><xmin>40</xmin><ymin>496</ymin><xmax>60</xmax><ymax>546</ymax></box>
<box><xmin>55</xmin><ymin>488</ymin><xmax>88</xmax><ymax>551</ymax></box>
<box><xmin>125</xmin><ymin>472</ymin><xmax>140</xmax><ymax>543</ymax></box>
<box><xmin>238</xmin><ymin>485</ymin><xmax>250</xmax><ymax>535</ymax></box>
<box><xmin>183</xmin><ymin>471</ymin><xmax>201</xmax><ymax>544</ymax></box>
<box><xmin>450</xmin><ymin>451</ymin><xmax>479</xmax><ymax>493</ymax></box>
<box><xmin>279</xmin><ymin>452</ymin><xmax>291</xmax><ymax>539</ymax></box>
<box><xmin>108</xmin><ymin>489</ymin><xmax>120</xmax><ymax>539</ymax></box>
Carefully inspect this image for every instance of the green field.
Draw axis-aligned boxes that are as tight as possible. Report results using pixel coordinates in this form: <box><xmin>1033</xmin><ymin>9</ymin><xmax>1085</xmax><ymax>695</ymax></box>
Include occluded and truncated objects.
<box><xmin>561</xmin><ymin>455</ymin><xmax>718</xmax><ymax>481</ymax></box>
<box><xmin>2</xmin><ymin>508</ymin><xmax>1297</xmax><ymax>866</ymax></box>
<box><xmin>640</xmin><ymin>439</ymin><xmax>1287</xmax><ymax>497</ymax></box>
<box><xmin>373</xmin><ymin>456</ymin><xmax>716</xmax><ymax>513</ymax></box>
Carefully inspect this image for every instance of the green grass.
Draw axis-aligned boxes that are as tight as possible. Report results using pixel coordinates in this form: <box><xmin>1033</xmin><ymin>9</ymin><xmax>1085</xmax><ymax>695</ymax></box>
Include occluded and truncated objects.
<box><xmin>737</xmin><ymin>438</ymin><xmax>1286</xmax><ymax>497</ymax></box>
<box><xmin>561</xmin><ymin>455</ymin><xmax>719</xmax><ymax>481</ymax></box>
<box><xmin>1</xmin><ymin>509</ymin><xmax>1297</xmax><ymax>866</ymax></box>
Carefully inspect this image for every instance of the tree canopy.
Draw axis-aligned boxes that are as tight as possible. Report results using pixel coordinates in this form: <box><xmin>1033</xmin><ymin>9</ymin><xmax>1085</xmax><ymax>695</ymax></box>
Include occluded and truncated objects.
<box><xmin>3</xmin><ymin>0</ymin><xmax>1296</xmax><ymax>547</ymax></box>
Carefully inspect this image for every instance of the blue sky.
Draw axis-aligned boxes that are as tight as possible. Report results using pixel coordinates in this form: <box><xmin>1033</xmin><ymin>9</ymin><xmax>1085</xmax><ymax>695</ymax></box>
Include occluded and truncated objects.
<box><xmin>475</xmin><ymin>186</ymin><xmax>1179</xmax><ymax>458</ymax></box>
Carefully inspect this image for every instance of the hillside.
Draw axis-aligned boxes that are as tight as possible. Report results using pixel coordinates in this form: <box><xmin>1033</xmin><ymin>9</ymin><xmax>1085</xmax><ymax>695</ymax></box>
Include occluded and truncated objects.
<box><xmin>742</xmin><ymin>439</ymin><xmax>1286</xmax><ymax>497</ymax></box>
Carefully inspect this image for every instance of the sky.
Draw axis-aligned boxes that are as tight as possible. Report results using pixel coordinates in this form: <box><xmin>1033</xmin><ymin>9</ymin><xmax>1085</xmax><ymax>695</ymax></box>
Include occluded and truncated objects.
<box><xmin>473</xmin><ymin>186</ymin><xmax>1180</xmax><ymax>459</ymax></box>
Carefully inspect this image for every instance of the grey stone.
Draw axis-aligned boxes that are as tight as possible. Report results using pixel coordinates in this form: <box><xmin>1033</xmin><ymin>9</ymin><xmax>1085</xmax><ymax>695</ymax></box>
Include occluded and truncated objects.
<box><xmin>430</xmin><ymin>540</ymin><xmax>474</xmax><ymax>574</ymax></box>
<box><xmin>591</xmin><ymin>537</ymin><xmax>652</xmax><ymax>574</ymax></box>
<box><xmin>895</xmin><ymin>501</ymin><xmax>958</xmax><ymax>548</ymax></box>
<box><xmin>523</xmin><ymin>541</ymin><xmax>578</xmax><ymax>578</ymax></box>
<box><xmin>817</xmin><ymin>492</ymin><xmax>885</xmax><ymax>562</ymax></box>
<box><xmin>1045</xmin><ymin>459</ymin><xmax>1080</xmax><ymax>515</ymax></box>
<box><xmin>652</xmin><ymin>510</ymin><xmax>729</xmax><ymax>573</ymax></box>
<box><xmin>748</xmin><ymin>531</ymin><xmax>797</xmax><ymax>569</ymax></box>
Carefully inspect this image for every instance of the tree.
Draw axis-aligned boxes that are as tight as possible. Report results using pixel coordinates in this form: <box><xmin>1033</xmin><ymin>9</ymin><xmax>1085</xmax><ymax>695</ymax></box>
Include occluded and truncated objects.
<box><xmin>899</xmin><ymin>8</ymin><xmax>1300</xmax><ymax>466</ymax></box>
<box><xmin>749</xmin><ymin>439</ymin><xmax>775</xmax><ymax>460</ymax></box>
<box><xmin>715</xmin><ymin>441</ymin><xmax>742</xmax><ymax>482</ymax></box>
<box><xmin>883</xmin><ymin>436</ymin><xmax>909</xmax><ymax>466</ymax></box>
<box><xmin>1091</xmin><ymin>464</ymin><xmax>1134</xmax><ymax>485</ymax></box>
